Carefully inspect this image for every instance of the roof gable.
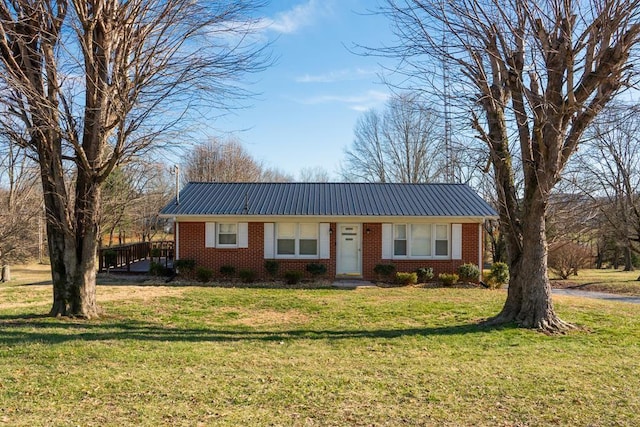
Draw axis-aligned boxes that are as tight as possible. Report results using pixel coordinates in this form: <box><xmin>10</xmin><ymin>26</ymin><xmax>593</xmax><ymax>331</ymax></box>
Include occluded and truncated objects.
<box><xmin>160</xmin><ymin>182</ymin><xmax>497</xmax><ymax>218</ymax></box>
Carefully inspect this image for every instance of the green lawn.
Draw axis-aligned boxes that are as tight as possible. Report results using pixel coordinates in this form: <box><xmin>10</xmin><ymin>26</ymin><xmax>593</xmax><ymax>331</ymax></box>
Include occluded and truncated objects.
<box><xmin>551</xmin><ymin>268</ymin><xmax>640</xmax><ymax>295</ymax></box>
<box><xmin>1</xmin><ymin>272</ymin><xmax>640</xmax><ymax>426</ymax></box>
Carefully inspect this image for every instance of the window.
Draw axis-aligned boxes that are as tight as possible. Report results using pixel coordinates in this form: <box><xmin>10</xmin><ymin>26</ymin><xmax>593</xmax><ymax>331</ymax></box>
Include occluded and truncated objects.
<box><xmin>277</xmin><ymin>223</ymin><xmax>296</xmax><ymax>255</ymax></box>
<box><xmin>394</xmin><ymin>224</ymin><xmax>407</xmax><ymax>256</ymax></box>
<box><xmin>299</xmin><ymin>223</ymin><xmax>318</xmax><ymax>255</ymax></box>
<box><xmin>217</xmin><ymin>223</ymin><xmax>237</xmax><ymax>246</ymax></box>
<box><xmin>392</xmin><ymin>224</ymin><xmax>449</xmax><ymax>259</ymax></box>
<box><xmin>276</xmin><ymin>223</ymin><xmax>318</xmax><ymax>257</ymax></box>
<box><xmin>435</xmin><ymin>224</ymin><xmax>449</xmax><ymax>256</ymax></box>
<box><xmin>411</xmin><ymin>224</ymin><xmax>431</xmax><ymax>257</ymax></box>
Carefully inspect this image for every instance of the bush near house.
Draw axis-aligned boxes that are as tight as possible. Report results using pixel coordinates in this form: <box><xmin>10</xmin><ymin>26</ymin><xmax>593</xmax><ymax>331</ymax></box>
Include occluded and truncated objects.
<box><xmin>239</xmin><ymin>269</ymin><xmax>258</xmax><ymax>284</ymax></box>
<box><xmin>457</xmin><ymin>263</ymin><xmax>480</xmax><ymax>282</ymax></box>
<box><xmin>264</xmin><ymin>260</ymin><xmax>279</xmax><ymax>277</ymax></box>
<box><xmin>219</xmin><ymin>265</ymin><xmax>236</xmax><ymax>278</ymax></box>
<box><xmin>488</xmin><ymin>262</ymin><xmax>509</xmax><ymax>289</ymax></box>
<box><xmin>174</xmin><ymin>259</ymin><xmax>196</xmax><ymax>277</ymax></box>
<box><xmin>439</xmin><ymin>273</ymin><xmax>459</xmax><ymax>287</ymax></box>
<box><xmin>395</xmin><ymin>272</ymin><xmax>418</xmax><ymax>286</ymax></box>
<box><xmin>149</xmin><ymin>261</ymin><xmax>169</xmax><ymax>277</ymax></box>
<box><xmin>196</xmin><ymin>267</ymin><xmax>214</xmax><ymax>283</ymax></box>
<box><xmin>416</xmin><ymin>267</ymin><xmax>434</xmax><ymax>283</ymax></box>
<box><xmin>306</xmin><ymin>263</ymin><xmax>327</xmax><ymax>277</ymax></box>
<box><xmin>284</xmin><ymin>270</ymin><xmax>304</xmax><ymax>285</ymax></box>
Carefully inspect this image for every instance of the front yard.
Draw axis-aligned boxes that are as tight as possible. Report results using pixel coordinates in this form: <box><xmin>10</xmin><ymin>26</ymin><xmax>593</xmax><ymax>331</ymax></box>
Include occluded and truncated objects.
<box><xmin>1</xmin><ymin>266</ymin><xmax>639</xmax><ymax>425</ymax></box>
<box><xmin>550</xmin><ymin>268</ymin><xmax>640</xmax><ymax>296</ymax></box>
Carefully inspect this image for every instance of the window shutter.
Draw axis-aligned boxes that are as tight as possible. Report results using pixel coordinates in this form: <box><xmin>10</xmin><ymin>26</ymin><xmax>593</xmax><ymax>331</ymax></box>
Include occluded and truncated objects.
<box><xmin>319</xmin><ymin>223</ymin><xmax>330</xmax><ymax>259</ymax></box>
<box><xmin>238</xmin><ymin>222</ymin><xmax>248</xmax><ymax>248</ymax></box>
<box><xmin>382</xmin><ymin>223</ymin><xmax>393</xmax><ymax>259</ymax></box>
<box><xmin>205</xmin><ymin>222</ymin><xmax>216</xmax><ymax>248</ymax></box>
<box><xmin>452</xmin><ymin>224</ymin><xmax>462</xmax><ymax>260</ymax></box>
<box><xmin>263</xmin><ymin>223</ymin><xmax>275</xmax><ymax>258</ymax></box>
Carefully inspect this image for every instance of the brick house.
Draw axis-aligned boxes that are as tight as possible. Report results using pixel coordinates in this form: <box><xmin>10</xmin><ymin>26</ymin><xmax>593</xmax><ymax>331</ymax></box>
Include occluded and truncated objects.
<box><xmin>160</xmin><ymin>182</ymin><xmax>497</xmax><ymax>281</ymax></box>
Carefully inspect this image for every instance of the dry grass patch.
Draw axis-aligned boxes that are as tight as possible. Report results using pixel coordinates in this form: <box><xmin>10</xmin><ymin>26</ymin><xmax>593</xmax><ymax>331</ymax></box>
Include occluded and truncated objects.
<box><xmin>551</xmin><ymin>268</ymin><xmax>640</xmax><ymax>295</ymax></box>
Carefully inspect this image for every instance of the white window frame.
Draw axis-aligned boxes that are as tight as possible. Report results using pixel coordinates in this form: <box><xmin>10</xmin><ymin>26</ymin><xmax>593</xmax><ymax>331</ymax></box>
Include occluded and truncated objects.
<box><xmin>217</xmin><ymin>223</ymin><xmax>238</xmax><ymax>248</ymax></box>
<box><xmin>275</xmin><ymin>223</ymin><xmax>319</xmax><ymax>259</ymax></box>
<box><xmin>392</xmin><ymin>223</ymin><xmax>450</xmax><ymax>259</ymax></box>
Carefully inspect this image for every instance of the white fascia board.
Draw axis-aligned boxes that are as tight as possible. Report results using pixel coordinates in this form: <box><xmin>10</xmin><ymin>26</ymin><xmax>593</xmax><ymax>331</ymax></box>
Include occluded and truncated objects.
<box><xmin>165</xmin><ymin>214</ymin><xmax>491</xmax><ymax>224</ymax></box>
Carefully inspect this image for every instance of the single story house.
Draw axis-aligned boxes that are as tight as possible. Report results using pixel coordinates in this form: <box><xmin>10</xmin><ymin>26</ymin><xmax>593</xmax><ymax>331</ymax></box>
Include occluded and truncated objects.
<box><xmin>159</xmin><ymin>182</ymin><xmax>497</xmax><ymax>281</ymax></box>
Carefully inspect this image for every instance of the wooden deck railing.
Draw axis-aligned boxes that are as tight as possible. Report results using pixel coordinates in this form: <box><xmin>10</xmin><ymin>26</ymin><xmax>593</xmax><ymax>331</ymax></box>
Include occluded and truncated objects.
<box><xmin>99</xmin><ymin>241</ymin><xmax>174</xmax><ymax>272</ymax></box>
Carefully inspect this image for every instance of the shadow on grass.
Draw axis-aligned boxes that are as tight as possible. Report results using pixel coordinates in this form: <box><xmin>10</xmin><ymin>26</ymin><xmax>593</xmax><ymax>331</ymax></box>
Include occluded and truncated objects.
<box><xmin>0</xmin><ymin>314</ymin><xmax>515</xmax><ymax>345</ymax></box>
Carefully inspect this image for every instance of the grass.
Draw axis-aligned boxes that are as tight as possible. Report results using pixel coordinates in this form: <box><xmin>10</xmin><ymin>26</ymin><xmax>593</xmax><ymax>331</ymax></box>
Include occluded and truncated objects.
<box><xmin>551</xmin><ymin>268</ymin><xmax>640</xmax><ymax>295</ymax></box>
<box><xmin>1</xmin><ymin>268</ymin><xmax>640</xmax><ymax>425</ymax></box>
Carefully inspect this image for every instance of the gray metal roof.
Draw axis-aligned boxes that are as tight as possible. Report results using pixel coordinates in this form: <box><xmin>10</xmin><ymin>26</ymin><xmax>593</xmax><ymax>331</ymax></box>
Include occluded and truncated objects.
<box><xmin>160</xmin><ymin>182</ymin><xmax>497</xmax><ymax>217</ymax></box>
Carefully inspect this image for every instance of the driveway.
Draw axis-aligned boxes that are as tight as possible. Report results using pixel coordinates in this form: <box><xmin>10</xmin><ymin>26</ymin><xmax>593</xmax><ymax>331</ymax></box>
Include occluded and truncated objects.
<box><xmin>552</xmin><ymin>288</ymin><xmax>640</xmax><ymax>304</ymax></box>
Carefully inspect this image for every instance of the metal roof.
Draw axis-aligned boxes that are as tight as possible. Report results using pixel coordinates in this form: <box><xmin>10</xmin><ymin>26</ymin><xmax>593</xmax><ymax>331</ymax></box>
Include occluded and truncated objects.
<box><xmin>160</xmin><ymin>182</ymin><xmax>497</xmax><ymax>217</ymax></box>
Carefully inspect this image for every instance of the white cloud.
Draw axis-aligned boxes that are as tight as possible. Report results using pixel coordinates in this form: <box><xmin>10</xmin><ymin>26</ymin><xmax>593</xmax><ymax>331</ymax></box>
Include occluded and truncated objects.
<box><xmin>296</xmin><ymin>90</ymin><xmax>389</xmax><ymax>111</ymax></box>
<box><xmin>263</xmin><ymin>0</ymin><xmax>331</xmax><ymax>34</ymax></box>
<box><xmin>296</xmin><ymin>68</ymin><xmax>379</xmax><ymax>83</ymax></box>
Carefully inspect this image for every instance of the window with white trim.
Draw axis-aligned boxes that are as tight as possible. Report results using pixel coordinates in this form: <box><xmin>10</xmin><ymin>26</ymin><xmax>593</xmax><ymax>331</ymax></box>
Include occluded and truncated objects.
<box><xmin>394</xmin><ymin>224</ymin><xmax>407</xmax><ymax>256</ymax></box>
<box><xmin>435</xmin><ymin>224</ymin><xmax>449</xmax><ymax>256</ymax></box>
<box><xmin>393</xmin><ymin>224</ymin><xmax>449</xmax><ymax>259</ymax></box>
<box><xmin>276</xmin><ymin>223</ymin><xmax>318</xmax><ymax>257</ymax></box>
<box><xmin>217</xmin><ymin>223</ymin><xmax>237</xmax><ymax>247</ymax></box>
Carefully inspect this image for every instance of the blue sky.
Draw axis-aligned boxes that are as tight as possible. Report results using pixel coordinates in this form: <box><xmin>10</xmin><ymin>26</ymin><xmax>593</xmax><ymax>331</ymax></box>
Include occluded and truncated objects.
<box><xmin>210</xmin><ymin>0</ymin><xmax>395</xmax><ymax>179</ymax></box>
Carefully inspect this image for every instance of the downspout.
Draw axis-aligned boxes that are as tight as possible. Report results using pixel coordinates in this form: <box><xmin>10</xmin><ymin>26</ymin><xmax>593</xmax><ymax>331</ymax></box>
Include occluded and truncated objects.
<box><xmin>478</xmin><ymin>221</ymin><xmax>484</xmax><ymax>281</ymax></box>
<box><xmin>174</xmin><ymin>217</ymin><xmax>179</xmax><ymax>261</ymax></box>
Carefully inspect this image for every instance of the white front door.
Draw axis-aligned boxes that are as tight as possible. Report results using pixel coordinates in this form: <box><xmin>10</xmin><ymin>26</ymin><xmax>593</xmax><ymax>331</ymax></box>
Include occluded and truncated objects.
<box><xmin>337</xmin><ymin>224</ymin><xmax>361</xmax><ymax>276</ymax></box>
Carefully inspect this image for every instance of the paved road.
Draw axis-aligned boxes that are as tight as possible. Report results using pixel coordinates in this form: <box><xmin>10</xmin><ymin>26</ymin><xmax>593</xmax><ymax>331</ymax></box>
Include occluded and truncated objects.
<box><xmin>552</xmin><ymin>288</ymin><xmax>640</xmax><ymax>304</ymax></box>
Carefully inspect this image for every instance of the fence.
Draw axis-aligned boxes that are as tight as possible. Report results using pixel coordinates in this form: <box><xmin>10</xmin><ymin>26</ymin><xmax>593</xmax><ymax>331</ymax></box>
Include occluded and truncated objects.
<box><xmin>99</xmin><ymin>241</ymin><xmax>174</xmax><ymax>272</ymax></box>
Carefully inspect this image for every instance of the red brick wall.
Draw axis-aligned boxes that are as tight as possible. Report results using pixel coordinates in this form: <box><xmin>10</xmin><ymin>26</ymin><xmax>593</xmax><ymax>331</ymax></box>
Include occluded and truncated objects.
<box><xmin>178</xmin><ymin>221</ymin><xmax>480</xmax><ymax>281</ymax></box>
<box><xmin>362</xmin><ymin>222</ymin><xmax>480</xmax><ymax>280</ymax></box>
<box><xmin>178</xmin><ymin>222</ymin><xmax>337</xmax><ymax>279</ymax></box>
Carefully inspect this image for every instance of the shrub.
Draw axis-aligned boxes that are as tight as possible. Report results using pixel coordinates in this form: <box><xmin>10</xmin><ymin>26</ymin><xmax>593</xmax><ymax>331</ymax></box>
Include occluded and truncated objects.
<box><xmin>238</xmin><ymin>269</ymin><xmax>257</xmax><ymax>283</ymax></box>
<box><xmin>283</xmin><ymin>270</ymin><xmax>304</xmax><ymax>285</ymax></box>
<box><xmin>374</xmin><ymin>263</ymin><xmax>396</xmax><ymax>279</ymax></box>
<box><xmin>150</xmin><ymin>247</ymin><xmax>162</xmax><ymax>257</ymax></box>
<box><xmin>548</xmin><ymin>242</ymin><xmax>592</xmax><ymax>279</ymax></box>
<box><xmin>488</xmin><ymin>262</ymin><xmax>509</xmax><ymax>289</ymax></box>
<box><xmin>395</xmin><ymin>272</ymin><xmax>418</xmax><ymax>286</ymax></box>
<box><xmin>306</xmin><ymin>263</ymin><xmax>327</xmax><ymax>277</ymax></box>
<box><xmin>264</xmin><ymin>260</ymin><xmax>279</xmax><ymax>277</ymax></box>
<box><xmin>174</xmin><ymin>259</ymin><xmax>196</xmax><ymax>273</ymax></box>
<box><xmin>196</xmin><ymin>267</ymin><xmax>214</xmax><ymax>283</ymax></box>
<box><xmin>219</xmin><ymin>265</ymin><xmax>236</xmax><ymax>278</ymax></box>
<box><xmin>416</xmin><ymin>267</ymin><xmax>434</xmax><ymax>283</ymax></box>
<box><xmin>149</xmin><ymin>261</ymin><xmax>168</xmax><ymax>277</ymax></box>
<box><xmin>438</xmin><ymin>273</ymin><xmax>459</xmax><ymax>287</ymax></box>
<box><xmin>457</xmin><ymin>263</ymin><xmax>480</xmax><ymax>282</ymax></box>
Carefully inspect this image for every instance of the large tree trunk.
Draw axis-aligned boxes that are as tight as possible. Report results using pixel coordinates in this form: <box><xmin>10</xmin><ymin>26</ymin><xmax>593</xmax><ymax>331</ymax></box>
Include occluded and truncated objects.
<box><xmin>487</xmin><ymin>193</ymin><xmax>574</xmax><ymax>333</ymax></box>
<box><xmin>40</xmin><ymin>141</ymin><xmax>101</xmax><ymax>319</ymax></box>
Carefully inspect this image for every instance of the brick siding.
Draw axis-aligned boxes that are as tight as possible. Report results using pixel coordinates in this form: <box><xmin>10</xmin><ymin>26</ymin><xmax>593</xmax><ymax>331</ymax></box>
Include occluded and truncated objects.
<box><xmin>177</xmin><ymin>221</ymin><xmax>481</xmax><ymax>281</ymax></box>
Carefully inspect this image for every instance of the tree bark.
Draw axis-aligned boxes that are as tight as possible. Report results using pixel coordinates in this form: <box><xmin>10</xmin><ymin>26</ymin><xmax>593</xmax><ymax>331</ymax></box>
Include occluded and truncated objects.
<box><xmin>487</xmin><ymin>189</ymin><xmax>574</xmax><ymax>332</ymax></box>
<box><xmin>623</xmin><ymin>245</ymin><xmax>635</xmax><ymax>272</ymax></box>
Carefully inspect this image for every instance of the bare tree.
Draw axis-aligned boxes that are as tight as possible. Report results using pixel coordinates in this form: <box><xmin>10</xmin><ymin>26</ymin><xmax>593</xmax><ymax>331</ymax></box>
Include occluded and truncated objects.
<box><xmin>0</xmin><ymin>0</ymin><xmax>269</xmax><ymax>318</ymax></box>
<box><xmin>0</xmin><ymin>137</ymin><xmax>41</xmax><ymax>279</ymax></box>
<box><xmin>183</xmin><ymin>138</ymin><xmax>264</xmax><ymax>183</ymax></box>
<box><xmin>379</xmin><ymin>0</ymin><xmax>640</xmax><ymax>331</ymax></box>
<box><xmin>100</xmin><ymin>161</ymin><xmax>172</xmax><ymax>245</ymax></box>
<box><xmin>570</xmin><ymin>105</ymin><xmax>640</xmax><ymax>272</ymax></box>
<box><xmin>342</xmin><ymin>93</ymin><xmax>446</xmax><ymax>183</ymax></box>
<box><xmin>261</xmin><ymin>166</ymin><xmax>294</xmax><ymax>183</ymax></box>
<box><xmin>298</xmin><ymin>166</ymin><xmax>331</xmax><ymax>182</ymax></box>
